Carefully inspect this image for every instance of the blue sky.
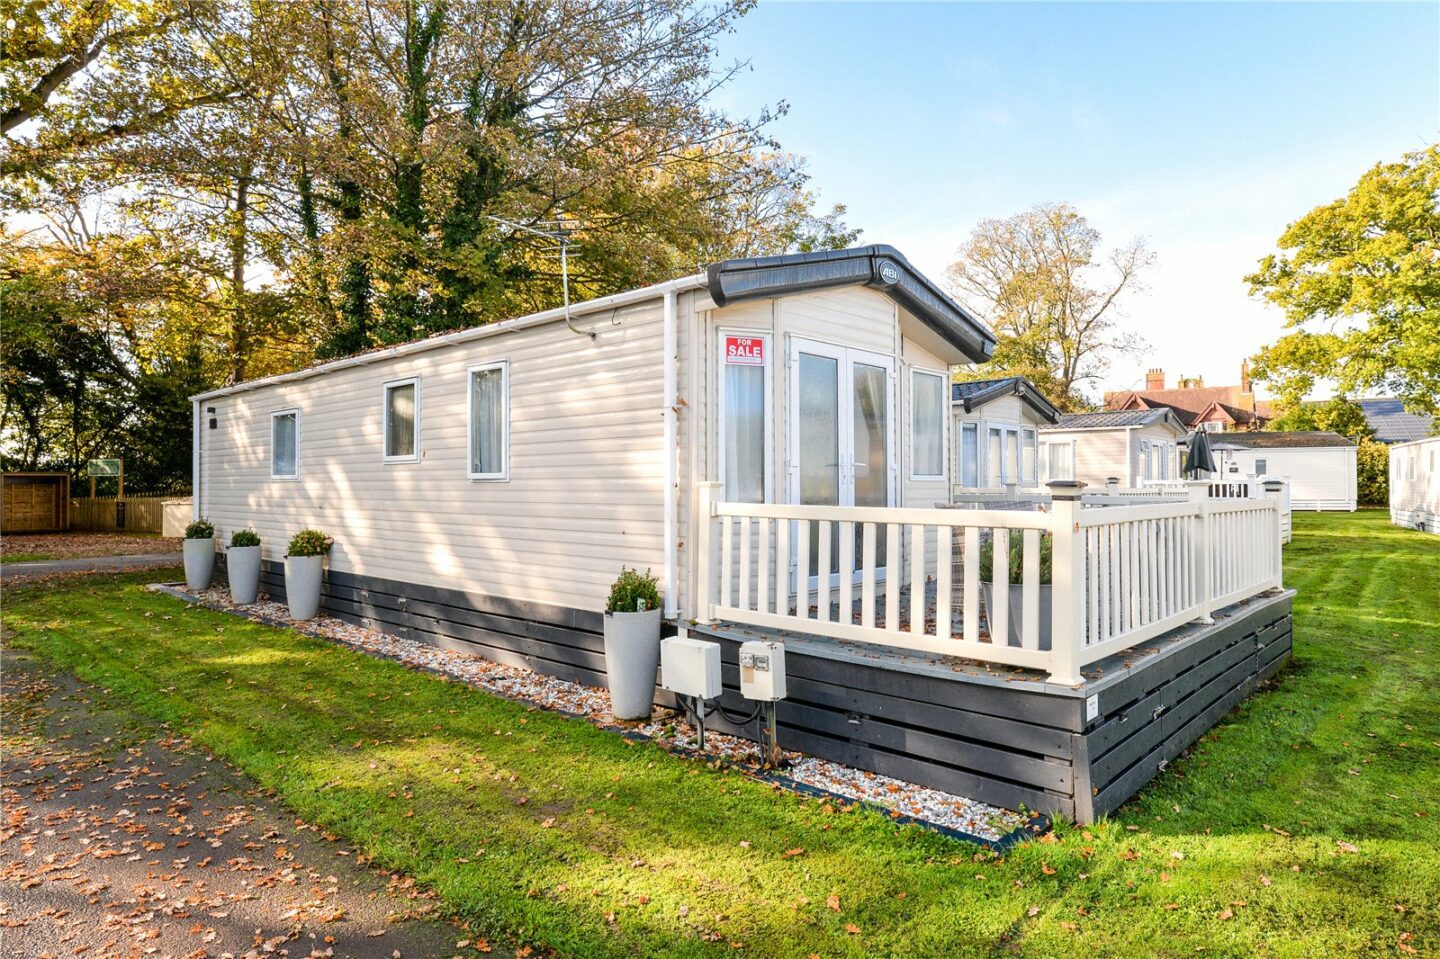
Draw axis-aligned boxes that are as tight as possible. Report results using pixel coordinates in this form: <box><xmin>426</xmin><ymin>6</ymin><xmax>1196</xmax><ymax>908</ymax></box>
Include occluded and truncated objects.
<box><xmin>711</xmin><ymin>1</ymin><xmax>1440</xmax><ymax>398</ymax></box>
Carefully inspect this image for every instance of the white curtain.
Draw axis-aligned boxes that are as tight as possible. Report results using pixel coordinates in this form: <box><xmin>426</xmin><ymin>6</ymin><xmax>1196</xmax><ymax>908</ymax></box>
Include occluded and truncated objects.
<box><xmin>386</xmin><ymin>383</ymin><xmax>416</xmax><ymax>457</ymax></box>
<box><xmin>911</xmin><ymin>373</ymin><xmax>944</xmax><ymax>477</ymax></box>
<box><xmin>961</xmin><ymin>423</ymin><xmax>978</xmax><ymax>487</ymax></box>
<box><xmin>724</xmin><ymin>364</ymin><xmax>765</xmax><ymax>502</ymax></box>
<box><xmin>272</xmin><ymin>413</ymin><xmax>297</xmax><ymax>476</ymax></box>
<box><xmin>470</xmin><ymin>368</ymin><xmax>505</xmax><ymax>474</ymax></box>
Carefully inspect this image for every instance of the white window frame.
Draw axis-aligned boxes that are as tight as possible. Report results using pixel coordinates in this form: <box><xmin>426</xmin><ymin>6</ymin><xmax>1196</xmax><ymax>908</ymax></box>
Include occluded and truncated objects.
<box><xmin>1022</xmin><ymin>428</ymin><xmax>1037</xmax><ymax>485</ymax></box>
<box><xmin>907</xmin><ymin>367</ymin><xmax>949</xmax><ymax>482</ymax></box>
<box><xmin>958</xmin><ymin>421</ymin><xmax>979</xmax><ymax>488</ymax></box>
<box><xmin>715</xmin><ymin>329</ymin><xmax>774</xmax><ymax>503</ymax></box>
<box><xmin>1040</xmin><ymin>438</ymin><xmax>1075</xmax><ymax>482</ymax></box>
<box><xmin>466</xmin><ymin>361</ymin><xmax>510</xmax><ymax>481</ymax></box>
<box><xmin>382</xmin><ymin>376</ymin><xmax>421</xmax><ymax>464</ymax></box>
<box><xmin>270</xmin><ymin>408</ymin><xmax>300</xmax><ymax>480</ymax></box>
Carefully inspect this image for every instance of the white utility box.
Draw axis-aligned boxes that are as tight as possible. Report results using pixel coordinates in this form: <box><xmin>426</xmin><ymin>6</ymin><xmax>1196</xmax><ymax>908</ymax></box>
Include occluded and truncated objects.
<box><xmin>660</xmin><ymin>635</ymin><xmax>722</xmax><ymax>700</ymax></box>
<box><xmin>738</xmin><ymin>640</ymin><xmax>787</xmax><ymax>701</ymax></box>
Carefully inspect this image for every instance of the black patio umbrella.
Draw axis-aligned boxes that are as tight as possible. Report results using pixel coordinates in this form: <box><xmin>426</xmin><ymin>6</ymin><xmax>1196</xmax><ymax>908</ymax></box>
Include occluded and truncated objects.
<box><xmin>1183</xmin><ymin>429</ymin><xmax>1217</xmax><ymax>478</ymax></box>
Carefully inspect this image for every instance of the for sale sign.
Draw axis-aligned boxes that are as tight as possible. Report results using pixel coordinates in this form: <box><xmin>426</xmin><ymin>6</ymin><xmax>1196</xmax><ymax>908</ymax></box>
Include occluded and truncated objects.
<box><xmin>724</xmin><ymin>335</ymin><xmax>765</xmax><ymax>366</ymax></box>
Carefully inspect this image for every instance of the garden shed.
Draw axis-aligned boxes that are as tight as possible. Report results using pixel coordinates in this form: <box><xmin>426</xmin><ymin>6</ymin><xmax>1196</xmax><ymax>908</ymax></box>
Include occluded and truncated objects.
<box><xmin>1209</xmin><ymin>431</ymin><xmax>1357</xmax><ymax>511</ymax></box>
<box><xmin>1</xmin><ymin>472</ymin><xmax>70</xmax><ymax>533</ymax></box>
<box><xmin>1389</xmin><ymin>435</ymin><xmax>1439</xmax><ymax>533</ymax></box>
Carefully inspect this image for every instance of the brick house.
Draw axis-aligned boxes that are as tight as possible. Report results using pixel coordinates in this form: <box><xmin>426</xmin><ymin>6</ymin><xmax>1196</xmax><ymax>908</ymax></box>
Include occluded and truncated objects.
<box><xmin>1104</xmin><ymin>363</ymin><xmax>1272</xmax><ymax>432</ymax></box>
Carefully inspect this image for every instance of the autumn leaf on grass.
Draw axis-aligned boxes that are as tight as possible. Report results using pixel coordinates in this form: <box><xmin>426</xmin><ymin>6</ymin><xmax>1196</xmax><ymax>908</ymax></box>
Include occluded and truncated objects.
<box><xmin>1041</xmin><ymin>863</ymin><xmax>1056</xmax><ymax>876</ymax></box>
<box><xmin>826</xmin><ymin>894</ymin><xmax>841</xmax><ymax>912</ymax></box>
<box><xmin>1336</xmin><ymin>840</ymin><xmax>1358</xmax><ymax>854</ymax></box>
<box><xmin>781</xmin><ymin>847</ymin><xmax>805</xmax><ymax>859</ymax></box>
<box><xmin>844</xmin><ymin>923</ymin><xmax>861</xmax><ymax>935</ymax></box>
<box><xmin>540</xmin><ymin>818</ymin><xmax>556</xmax><ymax>829</ymax></box>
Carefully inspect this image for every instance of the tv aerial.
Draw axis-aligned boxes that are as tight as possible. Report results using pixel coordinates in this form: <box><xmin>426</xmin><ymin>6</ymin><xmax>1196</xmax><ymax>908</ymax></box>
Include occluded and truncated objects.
<box><xmin>484</xmin><ymin>214</ymin><xmax>591</xmax><ymax>340</ymax></box>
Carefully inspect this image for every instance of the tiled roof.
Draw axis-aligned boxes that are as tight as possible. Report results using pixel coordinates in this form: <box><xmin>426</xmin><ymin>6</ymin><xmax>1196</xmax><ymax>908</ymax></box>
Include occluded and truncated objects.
<box><xmin>1047</xmin><ymin>409</ymin><xmax>1175</xmax><ymax>429</ymax></box>
<box><xmin>952</xmin><ymin>377</ymin><xmax>1023</xmax><ymax>400</ymax></box>
<box><xmin>1357</xmin><ymin>397</ymin><xmax>1434</xmax><ymax>444</ymax></box>
<box><xmin>1210</xmin><ymin>431</ymin><xmax>1356</xmax><ymax>449</ymax></box>
<box><xmin>952</xmin><ymin>376</ymin><xmax>1061</xmax><ymax>423</ymax></box>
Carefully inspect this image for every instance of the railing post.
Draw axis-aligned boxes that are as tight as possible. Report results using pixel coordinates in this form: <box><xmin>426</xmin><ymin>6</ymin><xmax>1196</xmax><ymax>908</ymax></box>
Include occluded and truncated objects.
<box><xmin>1106</xmin><ymin>476</ymin><xmax>1120</xmax><ymax>493</ymax></box>
<box><xmin>1263</xmin><ymin>479</ymin><xmax>1285</xmax><ymax>587</ymax></box>
<box><xmin>1047</xmin><ymin>480</ymin><xmax>1086</xmax><ymax>686</ymax></box>
<box><xmin>694</xmin><ymin>482</ymin><xmax>721</xmax><ymax>624</ymax></box>
<box><xmin>1186</xmin><ymin>479</ymin><xmax>1215</xmax><ymax>624</ymax></box>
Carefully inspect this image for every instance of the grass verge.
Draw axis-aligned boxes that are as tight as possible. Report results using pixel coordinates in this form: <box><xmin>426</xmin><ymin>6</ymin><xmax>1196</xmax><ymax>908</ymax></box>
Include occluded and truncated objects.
<box><xmin>3</xmin><ymin>512</ymin><xmax>1436</xmax><ymax>958</ymax></box>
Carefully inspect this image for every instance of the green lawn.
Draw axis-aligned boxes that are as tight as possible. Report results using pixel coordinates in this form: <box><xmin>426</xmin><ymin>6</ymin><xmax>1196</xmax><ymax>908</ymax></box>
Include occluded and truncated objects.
<box><xmin>3</xmin><ymin>512</ymin><xmax>1436</xmax><ymax>958</ymax></box>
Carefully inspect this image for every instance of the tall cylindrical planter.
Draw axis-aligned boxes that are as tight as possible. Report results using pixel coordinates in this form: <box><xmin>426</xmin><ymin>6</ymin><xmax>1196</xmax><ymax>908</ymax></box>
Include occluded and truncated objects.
<box><xmin>227</xmin><ymin>545</ymin><xmax>262</xmax><ymax>605</ymax></box>
<box><xmin>284</xmin><ymin>554</ymin><xmax>325</xmax><ymax>621</ymax></box>
<box><xmin>980</xmin><ymin>582</ymin><xmax>1053</xmax><ymax>651</ymax></box>
<box><xmin>603</xmin><ymin>608</ymin><xmax>662</xmax><ymax>720</ymax></box>
<box><xmin>183</xmin><ymin>538</ymin><xmax>215</xmax><ymax>591</ymax></box>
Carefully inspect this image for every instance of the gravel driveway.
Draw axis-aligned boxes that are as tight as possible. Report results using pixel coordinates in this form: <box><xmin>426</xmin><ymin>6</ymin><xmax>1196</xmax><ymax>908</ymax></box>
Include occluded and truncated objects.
<box><xmin>0</xmin><ymin>647</ymin><xmax>501</xmax><ymax>959</ymax></box>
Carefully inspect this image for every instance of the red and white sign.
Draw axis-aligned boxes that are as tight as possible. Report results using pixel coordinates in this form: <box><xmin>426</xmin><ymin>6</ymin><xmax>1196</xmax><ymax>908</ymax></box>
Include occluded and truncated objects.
<box><xmin>724</xmin><ymin>335</ymin><xmax>765</xmax><ymax>366</ymax></box>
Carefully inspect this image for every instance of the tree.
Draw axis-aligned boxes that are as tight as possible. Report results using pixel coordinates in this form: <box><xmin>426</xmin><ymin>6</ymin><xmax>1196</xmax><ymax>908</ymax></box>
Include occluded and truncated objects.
<box><xmin>945</xmin><ymin>203</ymin><xmax>1152</xmax><ymax>410</ymax></box>
<box><xmin>1247</xmin><ymin>145</ymin><xmax>1440</xmax><ymax>416</ymax></box>
<box><xmin>1356</xmin><ymin>438</ymin><xmax>1389</xmax><ymax>507</ymax></box>
<box><xmin>1265</xmin><ymin>396</ymin><xmax>1373</xmax><ymax>439</ymax></box>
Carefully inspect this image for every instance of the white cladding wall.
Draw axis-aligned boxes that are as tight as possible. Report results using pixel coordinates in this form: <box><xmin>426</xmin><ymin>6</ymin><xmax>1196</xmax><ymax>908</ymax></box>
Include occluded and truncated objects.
<box><xmin>1037</xmin><ymin>424</ymin><xmax>1183</xmax><ymax>488</ymax></box>
<box><xmin>199</xmin><ymin>300</ymin><xmax>668</xmax><ymax>612</ymax></box>
<box><xmin>1214</xmin><ymin>446</ymin><xmax>1357</xmax><ymax>511</ymax></box>
<box><xmin>1389</xmin><ymin>436</ymin><xmax>1439</xmax><ymax>533</ymax></box>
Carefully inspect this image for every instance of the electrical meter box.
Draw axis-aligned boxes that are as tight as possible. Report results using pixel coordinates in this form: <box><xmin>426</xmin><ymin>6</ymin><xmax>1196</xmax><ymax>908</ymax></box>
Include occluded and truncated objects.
<box><xmin>660</xmin><ymin>636</ymin><xmax>722</xmax><ymax>700</ymax></box>
<box><xmin>738</xmin><ymin>640</ymin><xmax>786</xmax><ymax>701</ymax></box>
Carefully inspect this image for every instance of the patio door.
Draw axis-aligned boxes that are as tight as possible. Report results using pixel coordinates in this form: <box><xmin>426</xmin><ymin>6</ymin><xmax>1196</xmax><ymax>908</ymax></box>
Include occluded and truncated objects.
<box><xmin>787</xmin><ymin>338</ymin><xmax>896</xmax><ymax>590</ymax></box>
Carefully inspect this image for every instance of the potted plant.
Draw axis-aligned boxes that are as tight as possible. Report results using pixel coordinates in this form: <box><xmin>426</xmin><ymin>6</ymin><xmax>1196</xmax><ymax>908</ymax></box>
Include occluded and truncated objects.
<box><xmin>978</xmin><ymin>533</ymin><xmax>1053</xmax><ymax>650</ymax></box>
<box><xmin>603</xmin><ymin>567</ymin><xmax>662</xmax><ymax>721</ymax></box>
<box><xmin>227</xmin><ymin>529</ymin><xmax>263</xmax><ymax>604</ymax></box>
<box><xmin>284</xmin><ymin>529</ymin><xmax>331</xmax><ymax>621</ymax></box>
<box><xmin>183</xmin><ymin>519</ymin><xmax>216</xmax><ymax>591</ymax></box>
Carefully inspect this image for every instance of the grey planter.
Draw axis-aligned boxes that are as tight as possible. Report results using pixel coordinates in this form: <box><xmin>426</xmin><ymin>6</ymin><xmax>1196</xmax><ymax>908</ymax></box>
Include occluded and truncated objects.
<box><xmin>980</xmin><ymin>582</ymin><xmax>1053</xmax><ymax>650</ymax></box>
<box><xmin>284</xmin><ymin>554</ymin><xmax>325</xmax><ymax>621</ymax></box>
<box><xmin>227</xmin><ymin>545</ymin><xmax>262</xmax><ymax>604</ymax></box>
<box><xmin>183</xmin><ymin>537</ymin><xmax>215</xmax><ymax>591</ymax></box>
<box><xmin>603</xmin><ymin>608</ymin><xmax>662</xmax><ymax>720</ymax></box>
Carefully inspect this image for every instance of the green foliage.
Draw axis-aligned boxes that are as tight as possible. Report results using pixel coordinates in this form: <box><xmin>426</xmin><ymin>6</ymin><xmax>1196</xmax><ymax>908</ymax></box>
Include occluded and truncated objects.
<box><xmin>947</xmin><ymin>203</ymin><xmax>1151</xmax><ymax>411</ymax></box>
<box><xmin>1266</xmin><ymin>396</ymin><xmax>1373</xmax><ymax>440</ymax></box>
<box><xmin>977</xmin><ymin>533</ymin><xmax>1052</xmax><ymax>585</ymax></box>
<box><xmin>286</xmin><ymin>529</ymin><xmax>331</xmax><ymax>557</ymax></box>
<box><xmin>1357</xmin><ymin>437</ymin><xmax>1390</xmax><ymax>507</ymax></box>
<box><xmin>1247</xmin><ymin>146</ymin><xmax>1440</xmax><ymax>415</ymax></box>
<box><xmin>184</xmin><ymin>519</ymin><xmax>214</xmax><ymax>539</ymax></box>
<box><xmin>606</xmin><ymin>566</ymin><xmax>661</xmax><ymax>614</ymax></box>
<box><xmin>229</xmin><ymin>529</ymin><xmax>261</xmax><ymax>548</ymax></box>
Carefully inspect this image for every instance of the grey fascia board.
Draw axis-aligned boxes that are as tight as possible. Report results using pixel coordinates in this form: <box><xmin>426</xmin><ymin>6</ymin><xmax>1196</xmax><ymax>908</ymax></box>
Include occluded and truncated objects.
<box><xmin>955</xmin><ymin>378</ymin><xmax>1061</xmax><ymax>423</ymax></box>
<box><xmin>705</xmin><ymin>245</ymin><xmax>997</xmax><ymax>363</ymax></box>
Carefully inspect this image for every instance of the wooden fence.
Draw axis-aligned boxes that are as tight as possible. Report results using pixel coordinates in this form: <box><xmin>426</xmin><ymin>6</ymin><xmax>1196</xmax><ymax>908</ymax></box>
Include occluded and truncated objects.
<box><xmin>70</xmin><ymin>495</ymin><xmax>188</xmax><ymax>534</ymax></box>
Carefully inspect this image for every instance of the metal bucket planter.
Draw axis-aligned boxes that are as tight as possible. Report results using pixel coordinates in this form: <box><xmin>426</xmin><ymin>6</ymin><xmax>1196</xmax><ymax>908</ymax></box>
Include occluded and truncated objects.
<box><xmin>183</xmin><ymin>537</ymin><xmax>215</xmax><ymax>591</ymax></box>
<box><xmin>227</xmin><ymin>545</ymin><xmax>262</xmax><ymax>604</ymax></box>
<box><xmin>284</xmin><ymin>554</ymin><xmax>325</xmax><ymax>621</ymax></box>
<box><xmin>603</xmin><ymin>608</ymin><xmax>662</xmax><ymax>720</ymax></box>
<box><xmin>980</xmin><ymin>582</ymin><xmax>1053</xmax><ymax>650</ymax></box>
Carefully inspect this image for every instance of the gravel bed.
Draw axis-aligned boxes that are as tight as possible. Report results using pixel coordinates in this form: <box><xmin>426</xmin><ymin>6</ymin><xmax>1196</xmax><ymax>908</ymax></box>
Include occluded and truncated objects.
<box><xmin>170</xmin><ymin>584</ymin><xmax>1030</xmax><ymax>842</ymax></box>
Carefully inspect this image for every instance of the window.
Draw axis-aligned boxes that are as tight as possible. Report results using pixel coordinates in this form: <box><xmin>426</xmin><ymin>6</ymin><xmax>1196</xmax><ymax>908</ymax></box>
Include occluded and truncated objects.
<box><xmin>1022</xmin><ymin>429</ymin><xmax>1037</xmax><ymax>485</ymax></box>
<box><xmin>1253</xmin><ymin>458</ymin><xmax>1267</xmax><ymax>477</ymax></box>
<box><xmin>467</xmin><ymin>363</ymin><xmax>509</xmax><ymax>479</ymax></box>
<box><xmin>987</xmin><ymin>427</ymin><xmax>1004</xmax><ymax>485</ymax></box>
<box><xmin>909</xmin><ymin>370</ymin><xmax>946</xmax><ymax>480</ymax></box>
<box><xmin>1201</xmin><ymin>421</ymin><xmax>1223</xmax><ymax>433</ymax></box>
<box><xmin>1140</xmin><ymin>438</ymin><xmax>1153</xmax><ymax>482</ymax></box>
<box><xmin>960</xmin><ymin>423</ymin><xmax>979</xmax><ymax>487</ymax></box>
<box><xmin>1041</xmin><ymin>439</ymin><xmax>1074</xmax><ymax>481</ymax></box>
<box><xmin>1159</xmin><ymin>442</ymin><xmax>1172</xmax><ymax>480</ymax></box>
<box><xmin>720</xmin><ymin>332</ymin><xmax>769</xmax><ymax>502</ymax></box>
<box><xmin>383</xmin><ymin>377</ymin><xmax>419</xmax><ymax>461</ymax></box>
<box><xmin>271</xmin><ymin>409</ymin><xmax>299</xmax><ymax>478</ymax></box>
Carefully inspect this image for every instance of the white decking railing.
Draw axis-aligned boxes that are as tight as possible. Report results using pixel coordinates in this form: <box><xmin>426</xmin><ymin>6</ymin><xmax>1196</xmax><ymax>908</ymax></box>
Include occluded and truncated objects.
<box><xmin>694</xmin><ymin>481</ymin><xmax>1284</xmax><ymax>685</ymax></box>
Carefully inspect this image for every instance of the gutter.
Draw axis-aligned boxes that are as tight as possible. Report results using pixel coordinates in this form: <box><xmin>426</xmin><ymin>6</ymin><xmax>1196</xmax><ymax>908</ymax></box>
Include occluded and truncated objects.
<box><xmin>192</xmin><ymin>273</ymin><xmax>708</xmax><ymax>402</ymax></box>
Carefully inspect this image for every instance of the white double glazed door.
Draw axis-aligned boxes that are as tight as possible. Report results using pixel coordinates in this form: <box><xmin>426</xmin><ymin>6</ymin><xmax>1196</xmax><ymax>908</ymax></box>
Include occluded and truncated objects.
<box><xmin>786</xmin><ymin>337</ymin><xmax>897</xmax><ymax>589</ymax></box>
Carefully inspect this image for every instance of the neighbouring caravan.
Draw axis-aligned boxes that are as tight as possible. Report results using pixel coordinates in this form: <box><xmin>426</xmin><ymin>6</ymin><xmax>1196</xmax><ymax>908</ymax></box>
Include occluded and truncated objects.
<box><xmin>1390</xmin><ymin>435</ymin><xmax>1440</xmax><ymax>533</ymax></box>
<box><xmin>950</xmin><ymin>376</ymin><xmax>1060</xmax><ymax>495</ymax></box>
<box><xmin>1036</xmin><ymin>409</ymin><xmax>1187</xmax><ymax>488</ymax></box>
<box><xmin>192</xmin><ymin>244</ymin><xmax>994</xmax><ymax>669</ymax></box>
<box><xmin>1209</xmin><ymin>432</ymin><xmax>1357</xmax><ymax>511</ymax></box>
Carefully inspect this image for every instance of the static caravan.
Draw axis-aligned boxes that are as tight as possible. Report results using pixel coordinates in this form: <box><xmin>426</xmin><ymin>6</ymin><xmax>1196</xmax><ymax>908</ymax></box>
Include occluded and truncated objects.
<box><xmin>193</xmin><ymin>245</ymin><xmax>1296</xmax><ymax>823</ymax></box>
<box><xmin>1036</xmin><ymin>409</ymin><xmax>1186</xmax><ymax>488</ymax></box>
<box><xmin>1210</xmin><ymin>432</ymin><xmax>1357</xmax><ymax>511</ymax></box>
<box><xmin>950</xmin><ymin>376</ymin><xmax>1059</xmax><ymax>495</ymax></box>
<box><xmin>1389</xmin><ymin>435</ymin><xmax>1439</xmax><ymax>533</ymax></box>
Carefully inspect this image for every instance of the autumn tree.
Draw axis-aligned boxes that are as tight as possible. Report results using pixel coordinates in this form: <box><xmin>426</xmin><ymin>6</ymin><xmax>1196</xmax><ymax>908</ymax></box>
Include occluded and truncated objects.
<box><xmin>1247</xmin><ymin>145</ymin><xmax>1440</xmax><ymax>415</ymax></box>
<box><xmin>945</xmin><ymin>203</ymin><xmax>1152</xmax><ymax>410</ymax></box>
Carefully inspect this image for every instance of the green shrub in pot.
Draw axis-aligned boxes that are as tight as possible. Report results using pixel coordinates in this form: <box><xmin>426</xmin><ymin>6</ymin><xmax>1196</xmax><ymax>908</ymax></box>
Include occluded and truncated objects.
<box><xmin>603</xmin><ymin>566</ymin><xmax>663</xmax><ymax>720</ymax></box>
<box><xmin>977</xmin><ymin>533</ymin><xmax>1052</xmax><ymax>584</ymax></box>
<box><xmin>182</xmin><ymin>519</ymin><xmax>216</xmax><ymax>590</ymax></box>
<box><xmin>283</xmin><ymin>529</ymin><xmax>332</xmax><ymax>621</ymax></box>
<box><xmin>977</xmin><ymin>533</ymin><xmax>1053</xmax><ymax>650</ymax></box>
<box><xmin>226</xmin><ymin>529</ymin><xmax>263</xmax><ymax>605</ymax></box>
